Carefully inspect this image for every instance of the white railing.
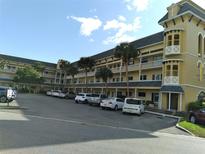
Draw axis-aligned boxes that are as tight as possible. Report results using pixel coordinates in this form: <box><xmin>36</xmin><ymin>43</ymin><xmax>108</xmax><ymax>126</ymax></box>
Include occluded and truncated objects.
<box><xmin>164</xmin><ymin>76</ymin><xmax>179</xmax><ymax>85</ymax></box>
<box><xmin>0</xmin><ymin>69</ymin><xmax>16</xmax><ymax>73</ymax></box>
<box><xmin>165</xmin><ymin>45</ymin><xmax>180</xmax><ymax>55</ymax></box>
<box><xmin>141</xmin><ymin>60</ymin><xmax>162</xmax><ymax>69</ymax></box>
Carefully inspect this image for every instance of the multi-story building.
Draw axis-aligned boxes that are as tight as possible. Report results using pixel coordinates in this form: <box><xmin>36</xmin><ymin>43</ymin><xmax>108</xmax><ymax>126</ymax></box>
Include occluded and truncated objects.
<box><xmin>67</xmin><ymin>0</ymin><xmax>205</xmax><ymax>112</ymax></box>
<box><xmin>0</xmin><ymin>0</ymin><xmax>204</xmax><ymax>112</ymax></box>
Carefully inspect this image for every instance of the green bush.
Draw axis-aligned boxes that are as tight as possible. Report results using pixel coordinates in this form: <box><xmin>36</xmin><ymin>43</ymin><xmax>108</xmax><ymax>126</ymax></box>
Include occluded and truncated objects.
<box><xmin>188</xmin><ymin>100</ymin><xmax>205</xmax><ymax>111</ymax></box>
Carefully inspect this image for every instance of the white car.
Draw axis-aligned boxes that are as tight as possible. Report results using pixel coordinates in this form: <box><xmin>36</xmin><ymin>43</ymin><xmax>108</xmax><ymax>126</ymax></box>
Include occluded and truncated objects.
<box><xmin>122</xmin><ymin>98</ymin><xmax>145</xmax><ymax>115</ymax></box>
<box><xmin>100</xmin><ymin>97</ymin><xmax>124</xmax><ymax>111</ymax></box>
<box><xmin>46</xmin><ymin>90</ymin><xmax>53</xmax><ymax>96</ymax></box>
<box><xmin>75</xmin><ymin>93</ymin><xmax>92</xmax><ymax>103</ymax></box>
<box><xmin>51</xmin><ymin>90</ymin><xmax>61</xmax><ymax>97</ymax></box>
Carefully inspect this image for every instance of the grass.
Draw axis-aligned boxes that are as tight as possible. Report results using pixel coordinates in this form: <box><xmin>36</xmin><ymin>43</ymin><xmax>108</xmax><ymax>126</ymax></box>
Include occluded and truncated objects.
<box><xmin>178</xmin><ymin>121</ymin><xmax>205</xmax><ymax>138</ymax></box>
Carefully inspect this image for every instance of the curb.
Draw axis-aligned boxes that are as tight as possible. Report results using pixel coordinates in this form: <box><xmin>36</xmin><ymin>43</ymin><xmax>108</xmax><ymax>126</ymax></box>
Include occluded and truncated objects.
<box><xmin>145</xmin><ymin>110</ymin><xmax>181</xmax><ymax>120</ymax></box>
<box><xmin>176</xmin><ymin>123</ymin><xmax>195</xmax><ymax>136</ymax></box>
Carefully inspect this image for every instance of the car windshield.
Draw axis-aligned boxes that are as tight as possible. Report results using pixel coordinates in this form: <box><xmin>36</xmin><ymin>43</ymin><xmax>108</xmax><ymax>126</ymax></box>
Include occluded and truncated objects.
<box><xmin>91</xmin><ymin>94</ymin><xmax>99</xmax><ymax>97</ymax></box>
<box><xmin>126</xmin><ymin>99</ymin><xmax>142</xmax><ymax>105</ymax></box>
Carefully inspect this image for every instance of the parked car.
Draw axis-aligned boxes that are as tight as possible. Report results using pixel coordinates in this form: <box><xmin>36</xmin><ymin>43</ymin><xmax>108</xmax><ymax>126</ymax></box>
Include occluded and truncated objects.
<box><xmin>0</xmin><ymin>86</ymin><xmax>14</xmax><ymax>103</ymax></box>
<box><xmin>88</xmin><ymin>94</ymin><xmax>108</xmax><ymax>106</ymax></box>
<box><xmin>122</xmin><ymin>98</ymin><xmax>145</xmax><ymax>115</ymax></box>
<box><xmin>65</xmin><ymin>92</ymin><xmax>76</xmax><ymax>99</ymax></box>
<box><xmin>11</xmin><ymin>89</ymin><xmax>17</xmax><ymax>100</ymax></box>
<box><xmin>100</xmin><ymin>97</ymin><xmax>124</xmax><ymax>110</ymax></box>
<box><xmin>46</xmin><ymin>90</ymin><xmax>53</xmax><ymax>96</ymax></box>
<box><xmin>75</xmin><ymin>93</ymin><xmax>92</xmax><ymax>103</ymax></box>
<box><xmin>189</xmin><ymin>108</ymin><xmax>205</xmax><ymax>124</ymax></box>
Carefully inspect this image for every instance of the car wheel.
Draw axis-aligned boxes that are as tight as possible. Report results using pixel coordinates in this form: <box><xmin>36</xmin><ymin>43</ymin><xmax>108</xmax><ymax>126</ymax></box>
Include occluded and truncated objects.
<box><xmin>75</xmin><ymin>100</ymin><xmax>79</xmax><ymax>103</ymax></box>
<box><xmin>0</xmin><ymin>96</ymin><xmax>7</xmax><ymax>103</ymax></box>
<box><xmin>84</xmin><ymin>99</ymin><xmax>88</xmax><ymax>104</ymax></box>
<box><xmin>114</xmin><ymin>105</ymin><xmax>118</xmax><ymax>111</ymax></box>
<box><xmin>190</xmin><ymin>115</ymin><xmax>196</xmax><ymax>124</ymax></box>
<box><xmin>102</xmin><ymin>107</ymin><xmax>105</xmax><ymax>110</ymax></box>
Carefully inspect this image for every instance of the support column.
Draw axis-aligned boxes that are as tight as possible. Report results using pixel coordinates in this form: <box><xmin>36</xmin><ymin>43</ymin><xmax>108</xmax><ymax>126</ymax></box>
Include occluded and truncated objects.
<box><xmin>180</xmin><ymin>93</ymin><xmax>182</xmax><ymax>112</ymax></box>
<box><xmin>101</xmin><ymin>88</ymin><xmax>104</xmax><ymax>94</ymax></box>
<box><xmin>81</xmin><ymin>88</ymin><xmax>84</xmax><ymax>93</ymax></box>
<box><xmin>135</xmin><ymin>88</ymin><xmax>138</xmax><ymax>97</ymax></box>
<box><xmin>168</xmin><ymin>92</ymin><xmax>171</xmax><ymax>111</ymax></box>
<box><xmin>159</xmin><ymin>92</ymin><xmax>162</xmax><ymax>109</ymax></box>
<box><xmin>115</xmin><ymin>88</ymin><xmax>118</xmax><ymax>97</ymax></box>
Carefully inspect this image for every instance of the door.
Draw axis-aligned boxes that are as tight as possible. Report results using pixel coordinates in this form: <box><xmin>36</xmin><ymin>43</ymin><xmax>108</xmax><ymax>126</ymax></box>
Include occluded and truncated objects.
<box><xmin>171</xmin><ymin>93</ymin><xmax>178</xmax><ymax>110</ymax></box>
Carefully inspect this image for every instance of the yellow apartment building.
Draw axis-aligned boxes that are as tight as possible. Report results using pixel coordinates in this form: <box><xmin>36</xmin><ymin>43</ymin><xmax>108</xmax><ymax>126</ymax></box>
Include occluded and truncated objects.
<box><xmin>0</xmin><ymin>0</ymin><xmax>205</xmax><ymax>112</ymax></box>
<box><xmin>66</xmin><ymin>0</ymin><xmax>205</xmax><ymax>112</ymax></box>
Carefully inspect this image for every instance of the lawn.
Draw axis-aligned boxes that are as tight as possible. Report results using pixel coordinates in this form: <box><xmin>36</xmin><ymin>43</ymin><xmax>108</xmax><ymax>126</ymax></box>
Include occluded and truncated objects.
<box><xmin>178</xmin><ymin>121</ymin><xmax>205</xmax><ymax>138</ymax></box>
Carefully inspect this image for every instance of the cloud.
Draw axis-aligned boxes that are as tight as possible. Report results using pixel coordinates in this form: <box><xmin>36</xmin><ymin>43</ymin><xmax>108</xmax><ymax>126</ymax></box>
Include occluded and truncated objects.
<box><xmin>89</xmin><ymin>38</ymin><xmax>94</xmax><ymax>42</ymax></box>
<box><xmin>69</xmin><ymin>16</ymin><xmax>102</xmax><ymax>36</ymax></box>
<box><xmin>125</xmin><ymin>0</ymin><xmax>149</xmax><ymax>12</ymax></box>
<box><xmin>89</xmin><ymin>9</ymin><xmax>97</xmax><ymax>13</ymax></box>
<box><xmin>118</xmin><ymin>15</ymin><xmax>126</xmax><ymax>21</ymax></box>
<box><xmin>103</xmin><ymin>17</ymin><xmax>141</xmax><ymax>44</ymax></box>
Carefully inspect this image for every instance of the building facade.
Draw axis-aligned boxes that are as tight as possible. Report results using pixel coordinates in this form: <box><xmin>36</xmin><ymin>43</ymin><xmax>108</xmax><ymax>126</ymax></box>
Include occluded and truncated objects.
<box><xmin>0</xmin><ymin>0</ymin><xmax>205</xmax><ymax>112</ymax></box>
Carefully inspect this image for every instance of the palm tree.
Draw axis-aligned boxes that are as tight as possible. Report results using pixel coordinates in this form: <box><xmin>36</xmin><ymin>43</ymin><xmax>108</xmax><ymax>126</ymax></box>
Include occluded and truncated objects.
<box><xmin>58</xmin><ymin>59</ymin><xmax>70</xmax><ymax>85</ymax></box>
<box><xmin>95</xmin><ymin>67</ymin><xmax>113</xmax><ymax>94</ymax></box>
<box><xmin>67</xmin><ymin>64</ymin><xmax>78</xmax><ymax>92</ymax></box>
<box><xmin>114</xmin><ymin>42</ymin><xmax>140</xmax><ymax>97</ymax></box>
<box><xmin>78</xmin><ymin>57</ymin><xmax>95</xmax><ymax>92</ymax></box>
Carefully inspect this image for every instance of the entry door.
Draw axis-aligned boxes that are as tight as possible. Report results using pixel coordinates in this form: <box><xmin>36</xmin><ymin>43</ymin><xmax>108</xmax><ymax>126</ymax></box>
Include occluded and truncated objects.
<box><xmin>170</xmin><ymin>93</ymin><xmax>178</xmax><ymax>110</ymax></box>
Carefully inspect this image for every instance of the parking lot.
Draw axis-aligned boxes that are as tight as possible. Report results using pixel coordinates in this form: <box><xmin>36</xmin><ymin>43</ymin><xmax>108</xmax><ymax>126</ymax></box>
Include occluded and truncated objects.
<box><xmin>1</xmin><ymin>94</ymin><xmax>204</xmax><ymax>154</ymax></box>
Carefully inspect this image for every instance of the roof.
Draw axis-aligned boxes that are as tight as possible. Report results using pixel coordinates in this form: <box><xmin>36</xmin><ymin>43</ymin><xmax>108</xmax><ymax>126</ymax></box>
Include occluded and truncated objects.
<box><xmin>79</xmin><ymin>31</ymin><xmax>164</xmax><ymax>62</ymax></box>
<box><xmin>160</xmin><ymin>85</ymin><xmax>184</xmax><ymax>93</ymax></box>
<box><xmin>159</xmin><ymin>1</ymin><xmax>205</xmax><ymax>23</ymax></box>
<box><xmin>0</xmin><ymin>54</ymin><xmax>56</xmax><ymax>68</ymax></box>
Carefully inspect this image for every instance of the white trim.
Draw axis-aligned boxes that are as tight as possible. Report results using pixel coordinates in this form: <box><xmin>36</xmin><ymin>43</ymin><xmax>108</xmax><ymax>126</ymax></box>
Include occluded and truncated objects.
<box><xmin>163</xmin><ymin>59</ymin><xmax>183</xmax><ymax>62</ymax></box>
<box><xmin>164</xmin><ymin>28</ymin><xmax>184</xmax><ymax>33</ymax></box>
<box><xmin>181</xmin><ymin>84</ymin><xmax>205</xmax><ymax>90</ymax></box>
<box><xmin>180</xmin><ymin>93</ymin><xmax>182</xmax><ymax>112</ymax></box>
<box><xmin>168</xmin><ymin>92</ymin><xmax>171</xmax><ymax>111</ymax></box>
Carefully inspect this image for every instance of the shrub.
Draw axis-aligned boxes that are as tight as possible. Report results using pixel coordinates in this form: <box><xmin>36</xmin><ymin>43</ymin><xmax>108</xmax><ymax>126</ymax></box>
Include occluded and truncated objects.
<box><xmin>188</xmin><ymin>100</ymin><xmax>205</xmax><ymax>111</ymax></box>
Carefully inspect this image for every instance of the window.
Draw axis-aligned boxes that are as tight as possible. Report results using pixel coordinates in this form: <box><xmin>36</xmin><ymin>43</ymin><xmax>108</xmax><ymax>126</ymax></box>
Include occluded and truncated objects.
<box><xmin>116</xmin><ymin>98</ymin><xmax>124</xmax><ymax>102</ymax></box>
<box><xmin>128</xmin><ymin>58</ymin><xmax>134</xmax><ymax>65</ymax></box>
<box><xmin>141</xmin><ymin>57</ymin><xmax>148</xmax><ymax>63</ymax></box>
<box><xmin>140</xmin><ymin>75</ymin><xmax>147</xmax><ymax>80</ymax></box>
<box><xmin>166</xmin><ymin>65</ymin><xmax>171</xmax><ymax>76</ymax></box>
<box><xmin>172</xmin><ymin>65</ymin><xmax>178</xmax><ymax>76</ymax></box>
<box><xmin>152</xmin><ymin>93</ymin><xmax>159</xmax><ymax>103</ymax></box>
<box><xmin>116</xmin><ymin>78</ymin><xmax>120</xmax><ymax>82</ymax></box>
<box><xmin>113</xmin><ymin>78</ymin><xmax>115</xmax><ymax>82</ymax></box>
<box><xmin>198</xmin><ymin>34</ymin><xmax>203</xmax><ymax>56</ymax></box>
<box><xmin>198</xmin><ymin>62</ymin><xmax>203</xmax><ymax>81</ymax></box>
<box><xmin>138</xmin><ymin>92</ymin><xmax>146</xmax><ymax>97</ymax></box>
<box><xmin>167</xmin><ymin>35</ymin><xmax>172</xmax><ymax>46</ymax></box>
<box><xmin>174</xmin><ymin>34</ymin><xmax>180</xmax><ymax>45</ymax></box>
<box><xmin>128</xmin><ymin>76</ymin><xmax>133</xmax><ymax>81</ymax></box>
<box><xmin>152</xmin><ymin>74</ymin><xmax>162</xmax><ymax>80</ymax></box>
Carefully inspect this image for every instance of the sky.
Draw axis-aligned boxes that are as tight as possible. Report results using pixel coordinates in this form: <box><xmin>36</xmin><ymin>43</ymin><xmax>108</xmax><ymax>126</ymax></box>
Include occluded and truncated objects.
<box><xmin>0</xmin><ymin>0</ymin><xmax>205</xmax><ymax>64</ymax></box>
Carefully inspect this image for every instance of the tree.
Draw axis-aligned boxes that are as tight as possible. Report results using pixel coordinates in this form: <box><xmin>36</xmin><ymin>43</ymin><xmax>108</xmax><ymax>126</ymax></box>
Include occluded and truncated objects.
<box><xmin>32</xmin><ymin>62</ymin><xmax>46</xmax><ymax>73</ymax></box>
<box><xmin>67</xmin><ymin>64</ymin><xmax>78</xmax><ymax>91</ymax></box>
<box><xmin>13</xmin><ymin>66</ymin><xmax>44</xmax><ymax>84</ymax></box>
<box><xmin>78</xmin><ymin>57</ymin><xmax>95</xmax><ymax>92</ymax></box>
<box><xmin>95</xmin><ymin>67</ymin><xmax>113</xmax><ymax>94</ymax></box>
<box><xmin>0</xmin><ymin>58</ymin><xmax>7</xmax><ymax>69</ymax></box>
<box><xmin>114</xmin><ymin>42</ymin><xmax>140</xmax><ymax>97</ymax></box>
<box><xmin>58</xmin><ymin>59</ymin><xmax>71</xmax><ymax>85</ymax></box>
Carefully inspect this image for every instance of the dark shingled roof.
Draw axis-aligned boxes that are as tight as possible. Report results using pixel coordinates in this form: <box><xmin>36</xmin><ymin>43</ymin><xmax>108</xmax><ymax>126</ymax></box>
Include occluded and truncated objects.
<box><xmin>73</xmin><ymin>81</ymin><xmax>162</xmax><ymax>88</ymax></box>
<box><xmin>0</xmin><ymin>54</ymin><xmax>56</xmax><ymax>68</ymax></box>
<box><xmin>80</xmin><ymin>31</ymin><xmax>164</xmax><ymax>62</ymax></box>
<box><xmin>160</xmin><ymin>85</ymin><xmax>184</xmax><ymax>93</ymax></box>
<box><xmin>159</xmin><ymin>1</ymin><xmax>205</xmax><ymax>23</ymax></box>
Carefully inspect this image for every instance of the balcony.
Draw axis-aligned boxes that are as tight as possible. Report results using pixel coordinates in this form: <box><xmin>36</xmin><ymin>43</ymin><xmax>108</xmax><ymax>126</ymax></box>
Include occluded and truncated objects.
<box><xmin>164</xmin><ymin>76</ymin><xmax>179</xmax><ymax>85</ymax></box>
<box><xmin>0</xmin><ymin>69</ymin><xmax>16</xmax><ymax>73</ymax></box>
<box><xmin>141</xmin><ymin>60</ymin><xmax>162</xmax><ymax>70</ymax></box>
<box><xmin>165</xmin><ymin>45</ymin><xmax>180</xmax><ymax>55</ymax></box>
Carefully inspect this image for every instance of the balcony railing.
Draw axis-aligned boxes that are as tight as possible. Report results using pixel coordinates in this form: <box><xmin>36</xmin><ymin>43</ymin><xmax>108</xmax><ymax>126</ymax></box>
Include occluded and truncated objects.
<box><xmin>164</xmin><ymin>76</ymin><xmax>179</xmax><ymax>85</ymax></box>
<box><xmin>165</xmin><ymin>45</ymin><xmax>180</xmax><ymax>55</ymax></box>
<box><xmin>141</xmin><ymin>60</ymin><xmax>162</xmax><ymax>69</ymax></box>
<box><xmin>0</xmin><ymin>69</ymin><xmax>16</xmax><ymax>73</ymax></box>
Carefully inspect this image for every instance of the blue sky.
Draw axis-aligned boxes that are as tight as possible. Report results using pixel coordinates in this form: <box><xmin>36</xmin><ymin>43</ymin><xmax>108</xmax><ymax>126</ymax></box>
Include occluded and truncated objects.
<box><xmin>0</xmin><ymin>0</ymin><xmax>204</xmax><ymax>63</ymax></box>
